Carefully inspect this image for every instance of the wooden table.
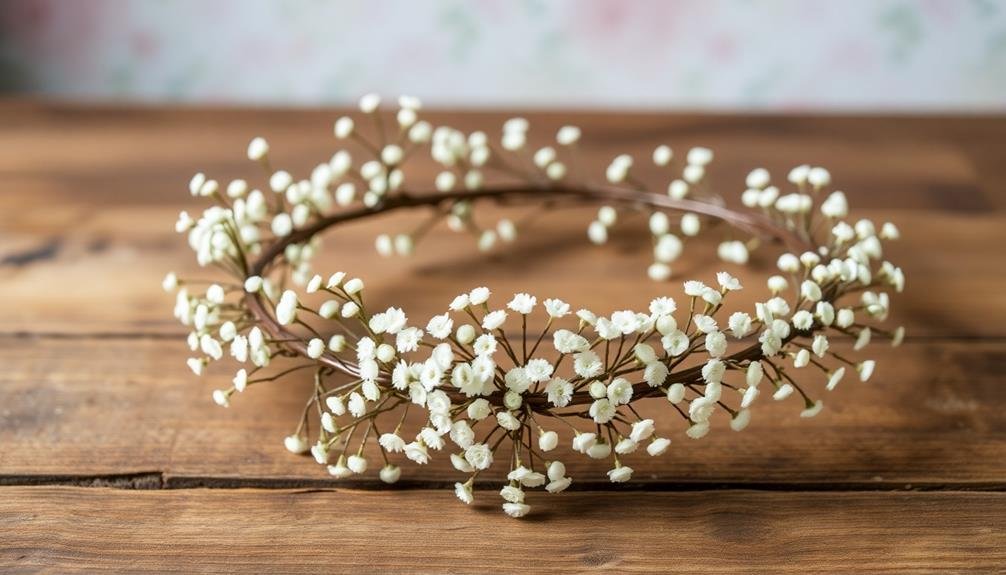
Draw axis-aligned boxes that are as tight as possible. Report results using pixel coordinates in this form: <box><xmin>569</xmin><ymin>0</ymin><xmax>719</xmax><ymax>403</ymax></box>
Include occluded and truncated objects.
<box><xmin>2</xmin><ymin>102</ymin><xmax>1004</xmax><ymax>573</ymax></box>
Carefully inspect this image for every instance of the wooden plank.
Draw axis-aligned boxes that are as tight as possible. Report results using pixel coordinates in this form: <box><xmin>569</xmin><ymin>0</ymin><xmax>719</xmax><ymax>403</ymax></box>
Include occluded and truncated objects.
<box><xmin>1</xmin><ymin>337</ymin><xmax>1003</xmax><ymax>486</ymax></box>
<box><xmin>0</xmin><ymin>200</ymin><xmax>1003</xmax><ymax>336</ymax></box>
<box><xmin>2</xmin><ymin>487</ymin><xmax>1003</xmax><ymax>573</ymax></box>
<box><xmin>1</xmin><ymin>104</ymin><xmax>1005</xmax><ymax>335</ymax></box>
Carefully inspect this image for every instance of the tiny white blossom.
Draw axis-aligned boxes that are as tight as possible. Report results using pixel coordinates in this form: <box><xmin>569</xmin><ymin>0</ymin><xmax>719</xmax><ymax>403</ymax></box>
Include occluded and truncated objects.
<box><xmin>507</xmin><ymin>293</ymin><xmax>537</xmax><ymax>314</ymax></box>
<box><xmin>607</xmin><ymin>465</ymin><xmax>634</xmax><ymax>483</ymax></box>
<box><xmin>482</xmin><ymin>310</ymin><xmax>507</xmax><ymax>331</ymax></box>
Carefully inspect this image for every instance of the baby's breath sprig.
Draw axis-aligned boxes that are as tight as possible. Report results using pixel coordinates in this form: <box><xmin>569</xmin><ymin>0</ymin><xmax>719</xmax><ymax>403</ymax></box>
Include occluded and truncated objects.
<box><xmin>166</xmin><ymin>93</ymin><xmax>905</xmax><ymax>517</ymax></box>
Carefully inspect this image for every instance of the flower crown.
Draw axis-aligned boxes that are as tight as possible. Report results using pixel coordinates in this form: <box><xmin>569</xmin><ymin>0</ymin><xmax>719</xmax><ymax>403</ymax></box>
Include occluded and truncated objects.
<box><xmin>165</xmin><ymin>94</ymin><xmax>905</xmax><ymax>517</ymax></box>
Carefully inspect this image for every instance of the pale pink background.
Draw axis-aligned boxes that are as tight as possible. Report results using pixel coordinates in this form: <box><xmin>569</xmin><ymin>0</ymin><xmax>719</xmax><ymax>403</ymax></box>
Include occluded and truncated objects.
<box><xmin>2</xmin><ymin>0</ymin><xmax>1004</xmax><ymax>110</ymax></box>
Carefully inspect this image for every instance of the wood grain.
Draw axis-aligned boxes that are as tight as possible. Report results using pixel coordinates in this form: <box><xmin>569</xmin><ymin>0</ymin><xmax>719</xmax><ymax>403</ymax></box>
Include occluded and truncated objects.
<box><xmin>3</xmin><ymin>487</ymin><xmax>1003</xmax><ymax>574</ymax></box>
<box><xmin>2</xmin><ymin>103</ymin><xmax>1004</xmax><ymax>573</ymax></box>
<box><xmin>1</xmin><ymin>104</ymin><xmax>1005</xmax><ymax>336</ymax></box>
<box><xmin>1</xmin><ymin>336</ymin><xmax>1003</xmax><ymax>487</ymax></box>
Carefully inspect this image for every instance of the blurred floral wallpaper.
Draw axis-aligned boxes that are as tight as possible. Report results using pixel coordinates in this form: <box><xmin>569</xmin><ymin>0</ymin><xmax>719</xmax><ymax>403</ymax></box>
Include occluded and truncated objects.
<box><xmin>2</xmin><ymin>0</ymin><xmax>1004</xmax><ymax>110</ymax></box>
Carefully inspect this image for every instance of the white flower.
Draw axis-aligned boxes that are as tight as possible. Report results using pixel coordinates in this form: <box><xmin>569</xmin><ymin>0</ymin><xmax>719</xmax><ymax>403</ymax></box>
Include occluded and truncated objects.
<box><xmin>681</xmin><ymin>212</ymin><xmax>700</xmax><ymax>236</ymax></box>
<box><xmin>347</xmin><ymin>455</ymin><xmax>368</xmax><ymax>474</ymax></box>
<box><xmin>609</xmin><ymin>310</ymin><xmax>640</xmax><ymax>335</ymax></box>
<box><xmin>855</xmin><ymin>327</ymin><xmax>872</xmax><ymax>350</ymax></box>
<box><xmin>450</xmin><ymin>421</ymin><xmax>475</xmax><ymax>449</ymax></box>
<box><xmin>556</xmin><ymin>125</ymin><xmax>581</xmax><ymax>145</ymax></box>
<box><xmin>892</xmin><ymin>326</ymin><xmax>905</xmax><ymax>347</ymax></box>
<box><xmin>816</xmin><ymin>302</ymin><xmax>836</xmax><ymax>326</ymax></box>
<box><xmin>543</xmin><ymin>298</ymin><xmax>570</xmax><ymax>318</ymax></box>
<box><xmin>792</xmin><ymin>310</ymin><xmax>814</xmax><ymax>331</ymax></box>
<box><xmin>705</xmin><ymin>331</ymin><xmax>727</xmax><ymax>357</ymax></box>
<box><xmin>426</xmin><ymin>389</ymin><xmax>452</xmax><ymax>415</ymax></box>
<box><xmin>801</xmin><ymin>400</ymin><xmax>824</xmax><ymax>418</ymax></box>
<box><xmin>760</xmin><ymin>330</ymin><xmax>782</xmax><ymax>356</ymax></box>
<box><xmin>607</xmin><ymin>377</ymin><xmax>633</xmax><ymax>405</ymax></box>
<box><xmin>473</xmin><ymin>333</ymin><xmax>497</xmax><ymax>357</ymax></box>
<box><xmin>827</xmin><ymin>367</ymin><xmax>846</xmax><ymax>390</ymax></box>
<box><xmin>686</xmin><ymin>422</ymin><xmax>710</xmax><ymax>439</ymax></box>
<box><xmin>773</xmin><ymin>384</ymin><xmax>794</xmax><ymax>400</ymax></box>
<box><xmin>507</xmin><ymin>292</ymin><xmax>536</xmax><ymax>314</ymax></box>
<box><xmin>836</xmin><ymin>308</ymin><xmax>855</xmax><ymax>329</ymax></box>
<box><xmin>666</xmin><ymin>383</ymin><xmax>685</xmax><ymax>404</ymax></box>
<box><xmin>716</xmin><ymin>272</ymin><xmax>742</xmax><ymax>291</ymax></box>
<box><xmin>812</xmin><ymin>334</ymin><xmax>829</xmax><ymax>357</ymax></box>
<box><xmin>524</xmin><ymin>358</ymin><xmax>554</xmax><ymax>382</ymax></box>
<box><xmin>689</xmin><ymin>396</ymin><xmax>716</xmax><ymax>423</ymax></box>
<box><xmin>504</xmin><ymin>367</ymin><xmax>531</xmax><ymax>393</ymax></box>
<box><xmin>247</xmin><ymin>136</ymin><xmax>269</xmax><ymax>161</ymax></box>
<box><xmin>727</xmin><ymin>312</ymin><xmax>752</xmax><ymax>339</ymax></box>
<box><xmin>858</xmin><ymin>360</ymin><xmax>876</xmax><ymax>382</ymax></box>
<box><xmin>503</xmin><ymin>502</ymin><xmax>530</xmax><ymax>518</ymax></box>
<box><xmin>372</xmin><ymin>307</ymin><xmax>407</xmax><ymax>334</ymax></box>
<box><xmin>644</xmin><ymin>361</ymin><xmax>669</xmax><ymax>387</ymax></box>
<box><xmin>348</xmin><ymin>392</ymin><xmax>366</xmax><ymax>417</ymax></box>
<box><xmin>464</xmin><ymin>443</ymin><xmax>494</xmax><ymax>470</ymax></box>
<box><xmin>451</xmin><ymin>452</ymin><xmax>474</xmax><ymax>474</ymax></box>
<box><xmin>357</xmin><ymin>337</ymin><xmax>376</xmax><ymax>361</ymax></box>
<box><xmin>661</xmin><ymin>330</ymin><xmax>690</xmax><ymax>356</ymax></box>
<box><xmin>326</xmin><ymin>395</ymin><xmax>346</xmax><ymax>416</ymax></box>
<box><xmin>425</xmin><ymin>313</ymin><xmax>453</xmax><ymax>340</ymax></box>
<box><xmin>741</xmin><ymin>386</ymin><xmax>760</xmax><ymax>408</ymax></box>
<box><xmin>573</xmin><ymin>350</ymin><xmax>603</xmax><ymax>378</ymax></box>
<box><xmin>467</xmin><ymin>398</ymin><xmax>491</xmax><ymax>420</ymax></box>
<box><xmin>647</xmin><ymin>437</ymin><xmax>671</xmax><ymax>456</ymax></box>
<box><xmin>587</xmin><ymin>220</ymin><xmax>608</xmax><ymax>244</ymax></box>
<box><xmin>420</xmin><ymin>427</ymin><xmax>445</xmax><ymax>450</ymax></box>
<box><xmin>307</xmin><ymin>338</ymin><xmax>325</xmax><ymax>359</ymax></box>
<box><xmin>801</xmin><ymin>280</ymin><xmax>823</xmax><ymax>302</ymax></box>
<box><xmin>275</xmin><ymin>290</ymin><xmax>298</xmax><ymax>326</ymax></box>
<box><xmin>482</xmin><ymin>310</ymin><xmax>507</xmax><ymax>331</ymax></box>
<box><xmin>538</xmin><ymin>430</ymin><xmax>559</xmax><ymax>451</ymax></box>
<box><xmin>404</xmin><ymin>441</ymin><xmax>429</xmax><ymax>464</ymax></box>
<box><xmin>283</xmin><ymin>434</ymin><xmax>309</xmax><ymax>454</ymax></box>
<box><xmin>327</xmin><ymin>458</ymin><xmax>351</xmax><ymax>478</ymax></box>
<box><xmin>468</xmin><ymin>286</ymin><xmax>490</xmax><ymax>305</ymax></box>
<box><xmin>379</xmin><ymin>433</ymin><xmax>406</xmax><ymax>453</ymax></box>
<box><xmin>210</xmin><ymin>386</ymin><xmax>230</xmax><ymax>408</ymax></box>
<box><xmin>683</xmin><ymin>280</ymin><xmax>706</xmax><ymax>297</ymax></box>
<box><xmin>607</xmin><ymin>465</ymin><xmax>633</xmax><ymax>483</ymax></box>
<box><xmin>546</xmin><ymin>477</ymin><xmax>572</xmax><ymax>493</ymax></box>
<box><xmin>456</xmin><ymin>324</ymin><xmax>476</xmax><ymax>345</ymax></box>
<box><xmin>379</xmin><ymin>464</ymin><xmax>401</xmax><ymax>484</ymax></box>
<box><xmin>702</xmin><ymin>359</ymin><xmax>726</xmax><ymax>385</ymax></box>
<box><xmin>545</xmin><ymin>377</ymin><xmax>573</xmax><ymax>407</ymax></box>
<box><xmin>693</xmin><ymin>315</ymin><xmax>717</xmax><ymax>334</ymax></box>
<box><xmin>455</xmin><ymin>481</ymin><xmax>474</xmax><ymax>504</ymax></box>
<box><xmin>496</xmin><ymin>410</ymin><xmax>521</xmax><ymax>431</ymax></box>
<box><xmin>615</xmin><ymin>438</ymin><xmax>637</xmax><ymax>454</ymax></box>
<box><xmin>553</xmin><ymin>330</ymin><xmax>589</xmax><ymax>354</ymax></box>
<box><xmin>587</xmin><ymin>441</ymin><xmax>612</xmax><ymax>459</ymax></box>
<box><xmin>654</xmin><ymin>234</ymin><xmax>683</xmax><ymax>263</ymax></box>
<box><xmin>310</xmin><ymin>442</ymin><xmax>330</xmax><ymax>464</ymax></box>
<box><xmin>187</xmin><ymin>357</ymin><xmax>205</xmax><ymax>376</ymax></box>
<box><xmin>508</xmin><ymin>466</ymin><xmax>546</xmax><ymax>487</ymax></box>
<box><xmin>630</xmin><ymin>419</ymin><xmax>655</xmax><ymax>443</ymax></box>
<box><xmin>572</xmin><ymin>432</ymin><xmax>597</xmax><ymax>453</ymax></box>
<box><xmin>730</xmin><ymin>409</ymin><xmax>752</xmax><ymax>431</ymax></box>
<box><xmin>451</xmin><ymin>363</ymin><xmax>481</xmax><ymax>397</ymax></box>
<box><xmin>395</xmin><ymin>327</ymin><xmax>423</xmax><ymax>353</ymax></box>
<box><xmin>576</xmin><ymin>309</ymin><xmax>598</xmax><ymax>325</ymax></box>
<box><xmin>590</xmin><ymin>398</ymin><xmax>617</xmax><ymax>423</ymax></box>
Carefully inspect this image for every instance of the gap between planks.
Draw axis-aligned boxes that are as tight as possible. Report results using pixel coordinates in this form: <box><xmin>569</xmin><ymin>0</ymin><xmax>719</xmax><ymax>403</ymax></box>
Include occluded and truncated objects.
<box><xmin>3</xmin><ymin>472</ymin><xmax>1006</xmax><ymax>492</ymax></box>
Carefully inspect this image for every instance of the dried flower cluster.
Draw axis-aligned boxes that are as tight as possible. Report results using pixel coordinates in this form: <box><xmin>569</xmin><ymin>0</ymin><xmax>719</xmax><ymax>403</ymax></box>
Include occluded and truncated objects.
<box><xmin>165</xmin><ymin>94</ymin><xmax>905</xmax><ymax>517</ymax></box>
